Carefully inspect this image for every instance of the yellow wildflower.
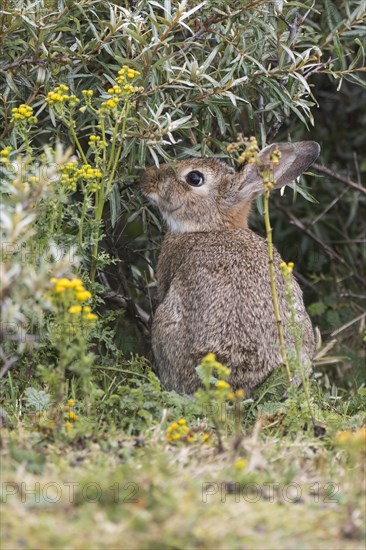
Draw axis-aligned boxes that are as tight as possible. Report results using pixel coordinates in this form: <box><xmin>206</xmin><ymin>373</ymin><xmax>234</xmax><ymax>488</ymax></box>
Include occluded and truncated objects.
<box><xmin>216</xmin><ymin>380</ymin><xmax>230</xmax><ymax>389</ymax></box>
<box><xmin>1</xmin><ymin>147</ymin><xmax>11</xmax><ymax>157</ymax></box>
<box><xmin>68</xmin><ymin>399</ymin><xmax>75</xmax><ymax>407</ymax></box>
<box><xmin>68</xmin><ymin>305</ymin><xmax>82</xmax><ymax>314</ymax></box>
<box><xmin>82</xmin><ymin>90</ymin><xmax>93</xmax><ymax>99</ymax></box>
<box><xmin>59</xmin><ymin>278</ymin><xmax>73</xmax><ymax>288</ymax></box>
<box><xmin>69</xmin><ymin>278</ymin><xmax>83</xmax><ymax>288</ymax></box>
<box><xmin>234</xmin><ymin>458</ymin><xmax>247</xmax><ymax>470</ymax></box>
<box><xmin>84</xmin><ymin>313</ymin><xmax>97</xmax><ymax>321</ymax></box>
<box><xmin>76</xmin><ymin>290</ymin><xmax>92</xmax><ymax>302</ymax></box>
<box><xmin>11</xmin><ymin>104</ymin><xmax>36</xmax><ymax>123</ymax></box>
<box><xmin>0</xmin><ymin>147</ymin><xmax>12</xmax><ymax>162</ymax></box>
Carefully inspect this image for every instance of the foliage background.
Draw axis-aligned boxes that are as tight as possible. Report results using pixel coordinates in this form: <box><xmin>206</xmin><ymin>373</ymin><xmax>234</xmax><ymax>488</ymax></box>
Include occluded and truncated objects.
<box><xmin>1</xmin><ymin>2</ymin><xmax>365</xmax><ymax>548</ymax></box>
<box><xmin>1</xmin><ymin>0</ymin><xmax>365</xmax><ymax>392</ymax></box>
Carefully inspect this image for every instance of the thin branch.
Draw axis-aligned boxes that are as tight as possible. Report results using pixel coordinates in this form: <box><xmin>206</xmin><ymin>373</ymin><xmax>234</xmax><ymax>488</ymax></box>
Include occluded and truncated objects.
<box><xmin>0</xmin><ymin>347</ymin><xmax>17</xmax><ymax>379</ymax></box>
<box><xmin>275</xmin><ymin>202</ymin><xmax>366</xmax><ymax>290</ymax></box>
<box><xmin>313</xmin><ymin>163</ymin><xmax>366</xmax><ymax>195</ymax></box>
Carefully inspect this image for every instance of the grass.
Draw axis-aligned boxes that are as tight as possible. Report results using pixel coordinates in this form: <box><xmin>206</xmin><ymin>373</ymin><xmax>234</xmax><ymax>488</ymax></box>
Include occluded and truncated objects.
<box><xmin>1</xmin><ymin>409</ymin><xmax>365</xmax><ymax>550</ymax></box>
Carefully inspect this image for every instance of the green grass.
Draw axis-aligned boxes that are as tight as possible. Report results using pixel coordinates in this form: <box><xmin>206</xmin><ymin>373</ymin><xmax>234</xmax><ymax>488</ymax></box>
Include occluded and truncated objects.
<box><xmin>1</xmin><ymin>414</ymin><xmax>365</xmax><ymax>550</ymax></box>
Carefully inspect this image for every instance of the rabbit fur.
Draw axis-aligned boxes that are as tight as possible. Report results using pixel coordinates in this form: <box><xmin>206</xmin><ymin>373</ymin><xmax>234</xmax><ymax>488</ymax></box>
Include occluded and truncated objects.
<box><xmin>142</xmin><ymin>141</ymin><xmax>320</xmax><ymax>395</ymax></box>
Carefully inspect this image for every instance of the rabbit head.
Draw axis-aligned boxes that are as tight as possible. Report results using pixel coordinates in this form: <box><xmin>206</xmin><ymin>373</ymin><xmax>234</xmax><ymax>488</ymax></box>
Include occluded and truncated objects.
<box><xmin>142</xmin><ymin>141</ymin><xmax>320</xmax><ymax>232</ymax></box>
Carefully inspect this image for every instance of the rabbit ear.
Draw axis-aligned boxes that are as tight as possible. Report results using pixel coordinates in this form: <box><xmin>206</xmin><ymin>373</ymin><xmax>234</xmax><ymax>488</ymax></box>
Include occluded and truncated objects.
<box><xmin>236</xmin><ymin>141</ymin><xmax>320</xmax><ymax>200</ymax></box>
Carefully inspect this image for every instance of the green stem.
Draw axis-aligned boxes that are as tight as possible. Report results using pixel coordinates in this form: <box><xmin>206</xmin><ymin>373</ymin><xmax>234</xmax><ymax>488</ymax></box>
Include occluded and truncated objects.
<box><xmin>107</xmin><ymin>101</ymin><xmax>130</xmax><ymax>195</ymax></box>
<box><xmin>67</xmin><ymin>113</ymin><xmax>88</xmax><ymax>164</ymax></box>
<box><xmin>79</xmin><ymin>188</ymin><xmax>88</xmax><ymax>249</ymax></box>
<box><xmin>90</xmin><ymin>103</ymin><xmax>129</xmax><ymax>280</ymax></box>
<box><xmin>23</xmin><ymin>129</ymin><xmax>30</xmax><ymax>154</ymax></box>
<box><xmin>100</xmin><ymin>116</ymin><xmax>107</xmax><ymax>164</ymax></box>
<box><xmin>90</xmin><ymin>182</ymin><xmax>104</xmax><ymax>280</ymax></box>
<box><xmin>263</xmin><ymin>188</ymin><xmax>292</xmax><ymax>385</ymax></box>
<box><xmin>285</xmin><ymin>278</ymin><xmax>315</xmax><ymax>424</ymax></box>
<box><xmin>106</xmin><ymin>116</ymin><xmax>120</xmax><ymax>173</ymax></box>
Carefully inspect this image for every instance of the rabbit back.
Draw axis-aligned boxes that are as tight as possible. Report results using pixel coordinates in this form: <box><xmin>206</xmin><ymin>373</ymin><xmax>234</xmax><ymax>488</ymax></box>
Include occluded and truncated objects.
<box><xmin>152</xmin><ymin>228</ymin><xmax>315</xmax><ymax>394</ymax></box>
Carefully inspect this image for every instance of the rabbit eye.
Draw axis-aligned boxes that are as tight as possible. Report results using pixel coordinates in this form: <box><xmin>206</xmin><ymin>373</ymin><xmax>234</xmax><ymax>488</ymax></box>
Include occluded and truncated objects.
<box><xmin>185</xmin><ymin>170</ymin><xmax>205</xmax><ymax>187</ymax></box>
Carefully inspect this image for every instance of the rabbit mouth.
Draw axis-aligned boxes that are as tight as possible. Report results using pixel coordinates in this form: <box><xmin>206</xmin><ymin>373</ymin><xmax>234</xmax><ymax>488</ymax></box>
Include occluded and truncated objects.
<box><xmin>168</xmin><ymin>203</ymin><xmax>184</xmax><ymax>214</ymax></box>
<box><xmin>145</xmin><ymin>192</ymin><xmax>183</xmax><ymax>215</ymax></box>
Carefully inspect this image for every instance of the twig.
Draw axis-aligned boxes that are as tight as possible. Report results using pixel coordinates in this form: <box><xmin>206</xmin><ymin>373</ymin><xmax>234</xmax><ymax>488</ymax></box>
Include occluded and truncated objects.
<box><xmin>313</xmin><ymin>163</ymin><xmax>366</xmax><ymax>195</ymax></box>
<box><xmin>330</xmin><ymin>312</ymin><xmax>365</xmax><ymax>337</ymax></box>
<box><xmin>275</xmin><ymin>201</ymin><xmax>366</xmax><ymax>289</ymax></box>
<box><xmin>0</xmin><ymin>347</ymin><xmax>17</xmax><ymax>379</ymax></box>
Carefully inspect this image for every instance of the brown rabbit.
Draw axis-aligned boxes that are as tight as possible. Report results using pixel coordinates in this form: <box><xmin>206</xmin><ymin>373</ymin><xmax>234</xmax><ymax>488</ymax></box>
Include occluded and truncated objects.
<box><xmin>142</xmin><ymin>141</ymin><xmax>320</xmax><ymax>394</ymax></box>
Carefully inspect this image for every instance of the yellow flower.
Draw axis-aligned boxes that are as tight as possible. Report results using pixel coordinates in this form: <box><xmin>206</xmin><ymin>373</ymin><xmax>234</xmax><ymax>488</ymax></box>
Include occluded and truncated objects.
<box><xmin>68</xmin><ymin>411</ymin><xmax>77</xmax><ymax>420</ymax></box>
<box><xmin>203</xmin><ymin>353</ymin><xmax>216</xmax><ymax>362</ymax></box>
<box><xmin>1</xmin><ymin>147</ymin><xmax>11</xmax><ymax>157</ymax></box>
<box><xmin>280</xmin><ymin>261</ymin><xmax>294</xmax><ymax>276</ymax></box>
<box><xmin>216</xmin><ymin>380</ymin><xmax>230</xmax><ymax>389</ymax></box>
<box><xmin>83</xmin><ymin>306</ymin><xmax>91</xmax><ymax>313</ymax></box>
<box><xmin>76</xmin><ymin>290</ymin><xmax>92</xmax><ymax>302</ymax></box>
<box><xmin>178</xmin><ymin>418</ymin><xmax>186</xmax><ymax>425</ymax></box>
<box><xmin>234</xmin><ymin>458</ymin><xmax>247</xmax><ymax>470</ymax></box>
<box><xmin>68</xmin><ymin>399</ymin><xmax>75</xmax><ymax>407</ymax></box>
<box><xmin>84</xmin><ymin>313</ymin><xmax>97</xmax><ymax>321</ymax></box>
<box><xmin>68</xmin><ymin>305</ymin><xmax>82</xmax><ymax>314</ymax></box>
<box><xmin>106</xmin><ymin>99</ymin><xmax>117</xmax><ymax>108</ymax></box>
<box><xmin>65</xmin><ymin>421</ymin><xmax>72</xmax><ymax>430</ymax></box>
<box><xmin>236</xmin><ymin>389</ymin><xmax>244</xmax><ymax>398</ymax></box>
<box><xmin>69</xmin><ymin>278</ymin><xmax>83</xmax><ymax>288</ymax></box>
<box><xmin>123</xmin><ymin>84</ymin><xmax>135</xmax><ymax>94</ymax></box>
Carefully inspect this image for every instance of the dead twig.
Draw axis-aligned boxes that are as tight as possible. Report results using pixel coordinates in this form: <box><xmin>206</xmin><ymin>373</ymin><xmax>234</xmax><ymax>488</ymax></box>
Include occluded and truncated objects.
<box><xmin>0</xmin><ymin>347</ymin><xmax>17</xmax><ymax>379</ymax></box>
<box><xmin>275</xmin><ymin>201</ymin><xmax>366</xmax><ymax>290</ymax></box>
<box><xmin>313</xmin><ymin>163</ymin><xmax>366</xmax><ymax>196</ymax></box>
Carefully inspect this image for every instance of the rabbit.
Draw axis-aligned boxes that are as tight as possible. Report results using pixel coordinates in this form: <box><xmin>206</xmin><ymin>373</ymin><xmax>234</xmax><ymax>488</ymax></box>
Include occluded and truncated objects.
<box><xmin>141</xmin><ymin>141</ymin><xmax>320</xmax><ymax>395</ymax></box>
